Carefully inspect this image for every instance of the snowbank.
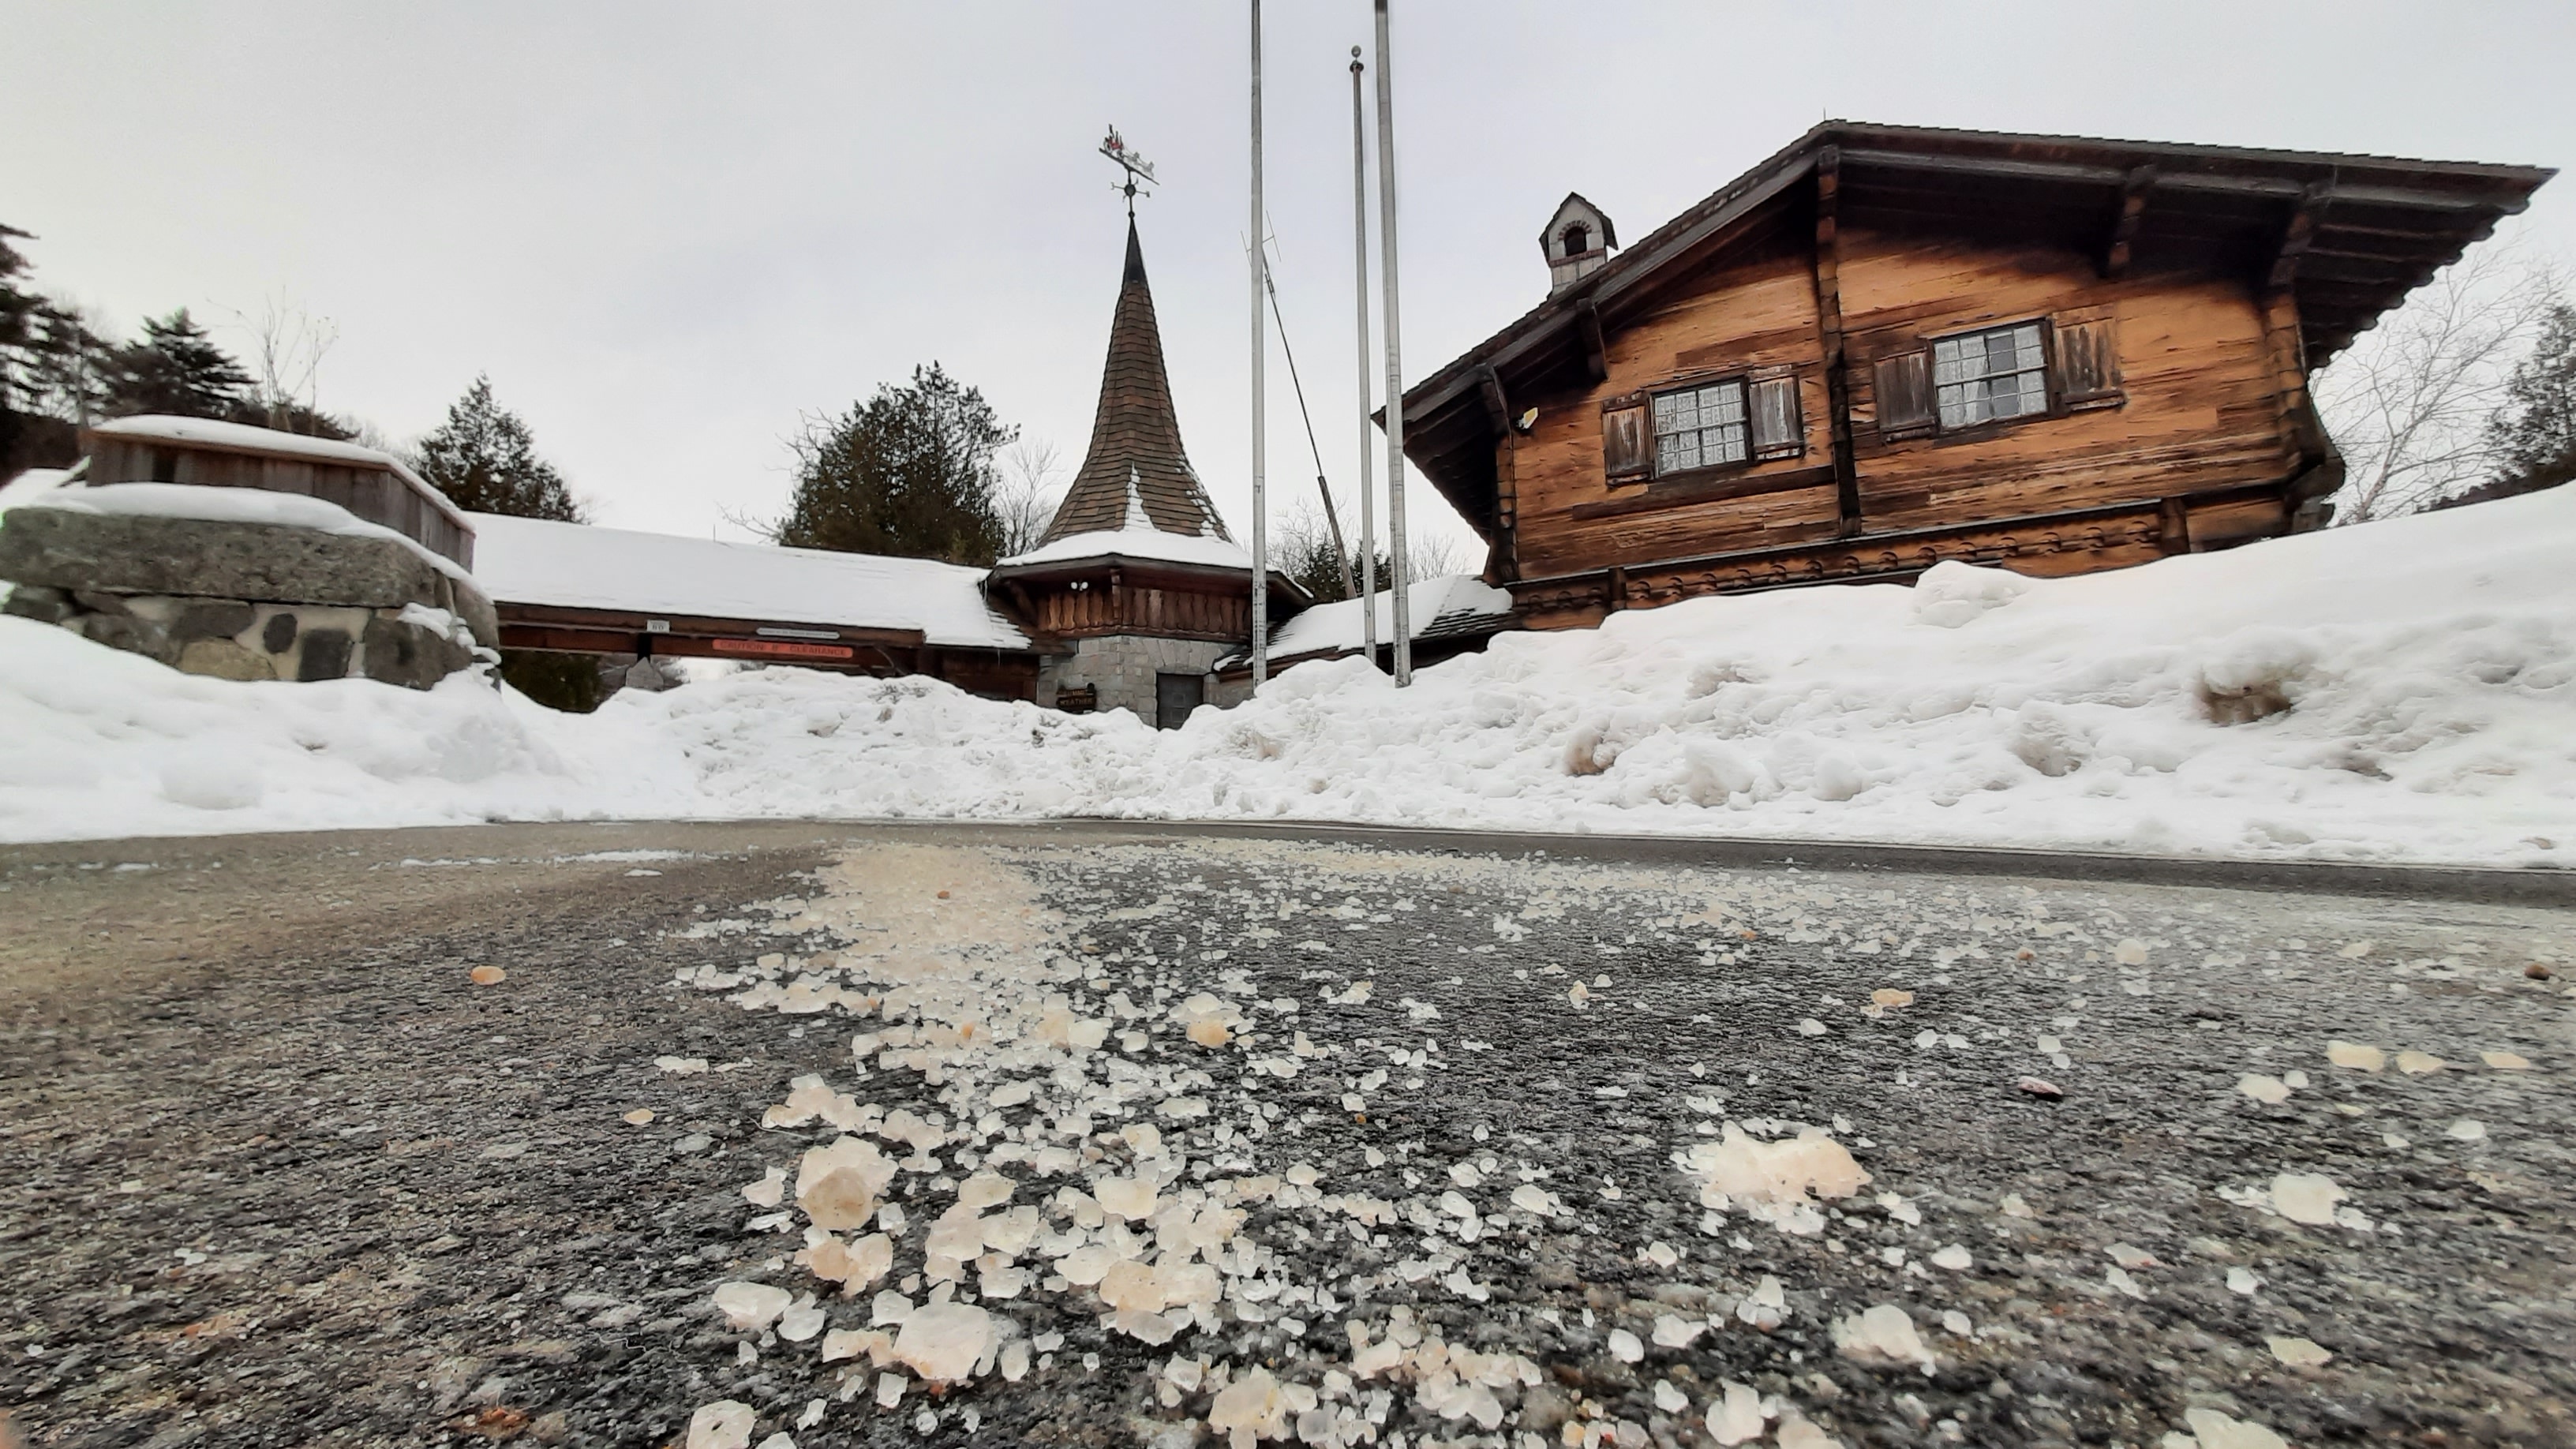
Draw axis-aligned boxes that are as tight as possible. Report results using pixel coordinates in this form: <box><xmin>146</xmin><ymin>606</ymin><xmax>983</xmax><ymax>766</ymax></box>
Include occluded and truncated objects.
<box><xmin>4</xmin><ymin>486</ymin><xmax>2572</xmax><ymax>863</ymax></box>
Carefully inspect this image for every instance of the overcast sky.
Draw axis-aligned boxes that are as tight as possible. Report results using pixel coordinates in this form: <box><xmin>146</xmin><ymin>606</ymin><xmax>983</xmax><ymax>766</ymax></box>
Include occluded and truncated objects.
<box><xmin>9</xmin><ymin>2</ymin><xmax>2570</xmax><ymax>552</ymax></box>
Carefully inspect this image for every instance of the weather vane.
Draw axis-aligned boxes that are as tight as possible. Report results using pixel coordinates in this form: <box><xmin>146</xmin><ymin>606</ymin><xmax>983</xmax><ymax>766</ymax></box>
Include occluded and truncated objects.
<box><xmin>1099</xmin><ymin>125</ymin><xmax>1157</xmax><ymax>216</ymax></box>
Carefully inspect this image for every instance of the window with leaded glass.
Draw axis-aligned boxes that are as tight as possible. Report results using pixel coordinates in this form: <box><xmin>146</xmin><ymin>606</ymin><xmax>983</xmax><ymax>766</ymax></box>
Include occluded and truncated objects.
<box><xmin>1932</xmin><ymin>322</ymin><xmax>2048</xmax><ymax>430</ymax></box>
<box><xmin>1651</xmin><ymin>379</ymin><xmax>1748</xmax><ymax>474</ymax></box>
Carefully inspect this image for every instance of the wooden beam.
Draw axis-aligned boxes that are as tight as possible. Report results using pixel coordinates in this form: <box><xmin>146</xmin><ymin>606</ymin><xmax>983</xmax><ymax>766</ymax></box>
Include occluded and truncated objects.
<box><xmin>2268</xmin><ymin>182</ymin><xmax>2332</xmax><ymax>294</ymax></box>
<box><xmin>1475</xmin><ymin>365</ymin><xmax>1513</xmax><ymax>439</ymax></box>
<box><xmin>494</xmin><ymin>601</ymin><xmax>925</xmax><ymax>650</ymax></box>
<box><xmin>2103</xmin><ymin>165</ymin><xmax>2156</xmax><ymax>278</ymax></box>
<box><xmin>2157</xmin><ymin>496</ymin><xmax>2192</xmax><ymax>555</ymax></box>
<box><xmin>1566</xmin><ymin>462</ymin><xmax>1837</xmax><ymax>522</ymax></box>
<box><xmin>1575</xmin><ymin>298</ymin><xmax>1608</xmax><ymax>383</ymax></box>
<box><xmin>1810</xmin><ymin>144</ymin><xmax>1862</xmax><ymax>538</ymax></box>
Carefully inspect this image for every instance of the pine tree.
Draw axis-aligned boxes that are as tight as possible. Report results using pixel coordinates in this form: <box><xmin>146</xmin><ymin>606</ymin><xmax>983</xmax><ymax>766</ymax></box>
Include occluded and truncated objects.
<box><xmin>0</xmin><ymin>225</ymin><xmax>99</xmax><ymax>472</ymax></box>
<box><xmin>106</xmin><ymin>309</ymin><xmax>253</xmax><ymax>419</ymax></box>
<box><xmin>2485</xmin><ymin>302</ymin><xmax>2576</xmax><ymax>496</ymax></box>
<box><xmin>777</xmin><ymin>364</ymin><xmax>1013</xmax><ymax>565</ymax></box>
<box><xmin>414</xmin><ymin>376</ymin><xmax>582</xmax><ymax>521</ymax></box>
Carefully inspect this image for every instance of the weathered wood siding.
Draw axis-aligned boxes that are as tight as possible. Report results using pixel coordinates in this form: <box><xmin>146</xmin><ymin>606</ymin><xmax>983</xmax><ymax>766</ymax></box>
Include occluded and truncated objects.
<box><xmin>1840</xmin><ymin>230</ymin><xmax>2290</xmax><ymax>538</ymax></box>
<box><xmin>1026</xmin><ymin>578</ymin><xmax>1250</xmax><ymax>642</ymax></box>
<box><xmin>1512</xmin><ymin>249</ymin><xmax>1835</xmax><ymax>578</ymax></box>
<box><xmin>88</xmin><ymin>437</ymin><xmax>476</xmax><ymax>567</ymax></box>
<box><xmin>1506</xmin><ymin>229</ymin><xmax>2298</xmax><ymax>586</ymax></box>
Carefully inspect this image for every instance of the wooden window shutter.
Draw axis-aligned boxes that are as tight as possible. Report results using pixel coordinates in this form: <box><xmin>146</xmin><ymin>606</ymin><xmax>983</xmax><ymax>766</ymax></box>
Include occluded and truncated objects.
<box><xmin>1873</xmin><ymin>347</ymin><xmax>1935</xmax><ymax>440</ymax></box>
<box><xmin>1747</xmin><ymin>373</ymin><xmax>1803</xmax><ymax>459</ymax></box>
<box><xmin>1601</xmin><ymin>400</ymin><xmax>1652</xmax><ymax>482</ymax></box>
<box><xmin>2050</xmin><ymin>311</ymin><xmax>2124</xmax><ymax>411</ymax></box>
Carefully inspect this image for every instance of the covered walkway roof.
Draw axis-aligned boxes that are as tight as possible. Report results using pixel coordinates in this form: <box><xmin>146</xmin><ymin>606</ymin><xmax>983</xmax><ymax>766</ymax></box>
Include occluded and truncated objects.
<box><xmin>466</xmin><ymin>513</ymin><xmax>1029</xmax><ymax>669</ymax></box>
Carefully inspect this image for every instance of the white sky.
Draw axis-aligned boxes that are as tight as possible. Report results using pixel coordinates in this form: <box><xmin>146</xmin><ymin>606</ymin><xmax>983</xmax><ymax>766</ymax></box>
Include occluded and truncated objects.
<box><xmin>8</xmin><ymin>2</ymin><xmax>2570</xmax><ymax>554</ymax></box>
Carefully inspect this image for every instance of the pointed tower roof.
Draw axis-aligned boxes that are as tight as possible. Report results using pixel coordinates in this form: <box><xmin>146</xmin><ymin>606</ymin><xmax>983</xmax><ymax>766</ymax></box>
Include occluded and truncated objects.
<box><xmin>1035</xmin><ymin>220</ymin><xmax>1236</xmax><ymax>549</ymax></box>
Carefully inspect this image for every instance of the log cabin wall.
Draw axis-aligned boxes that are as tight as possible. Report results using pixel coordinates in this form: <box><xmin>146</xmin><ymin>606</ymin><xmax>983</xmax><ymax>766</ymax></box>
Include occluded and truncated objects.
<box><xmin>1503</xmin><ymin>227</ymin><xmax>2301</xmax><ymax>625</ymax></box>
<box><xmin>1511</xmin><ymin>245</ymin><xmax>1837</xmax><ymax>579</ymax></box>
<box><xmin>1839</xmin><ymin>228</ymin><xmax>2288</xmax><ymax>549</ymax></box>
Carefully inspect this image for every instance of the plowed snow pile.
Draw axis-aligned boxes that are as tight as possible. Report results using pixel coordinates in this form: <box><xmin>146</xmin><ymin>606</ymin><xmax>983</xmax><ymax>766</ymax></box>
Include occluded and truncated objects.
<box><xmin>4</xmin><ymin>486</ymin><xmax>2572</xmax><ymax>861</ymax></box>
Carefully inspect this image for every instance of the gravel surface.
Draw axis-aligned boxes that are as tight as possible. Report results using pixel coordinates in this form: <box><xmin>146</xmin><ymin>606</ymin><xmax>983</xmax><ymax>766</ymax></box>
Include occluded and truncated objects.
<box><xmin>2</xmin><ymin>821</ymin><xmax>2570</xmax><ymax>1449</ymax></box>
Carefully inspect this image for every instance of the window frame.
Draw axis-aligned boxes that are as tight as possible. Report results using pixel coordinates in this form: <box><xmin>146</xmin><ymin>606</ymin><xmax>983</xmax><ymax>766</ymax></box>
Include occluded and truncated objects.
<box><xmin>1923</xmin><ymin>316</ymin><xmax>2057</xmax><ymax>436</ymax></box>
<box><xmin>1644</xmin><ymin>373</ymin><xmax>1755</xmax><ymax>481</ymax></box>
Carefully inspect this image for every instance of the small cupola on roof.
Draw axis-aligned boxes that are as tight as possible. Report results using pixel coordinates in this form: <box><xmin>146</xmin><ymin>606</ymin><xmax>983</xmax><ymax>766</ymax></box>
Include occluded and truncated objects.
<box><xmin>1542</xmin><ymin>193</ymin><xmax>1617</xmax><ymax>294</ymax></box>
<box><xmin>1035</xmin><ymin>219</ymin><xmax>1236</xmax><ymax>549</ymax></box>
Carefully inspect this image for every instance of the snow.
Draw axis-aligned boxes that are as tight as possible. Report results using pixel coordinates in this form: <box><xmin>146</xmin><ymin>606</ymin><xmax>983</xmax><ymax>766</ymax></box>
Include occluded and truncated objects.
<box><xmin>85</xmin><ymin>414</ymin><xmax>470</xmax><ymax>530</ymax></box>
<box><xmin>0</xmin><ymin>466</ymin><xmax>78</xmax><ymax>518</ymax></box>
<box><xmin>4</xmin><ymin>485</ymin><xmax>2575</xmax><ymax>864</ymax></box>
<box><xmin>996</xmin><ymin>523</ymin><xmax>1255</xmax><ymax>573</ymax></box>
<box><xmin>20</xmin><ymin>481</ymin><xmax>476</xmax><ymax>583</ymax></box>
<box><xmin>1262</xmin><ymin>575</ymin><xmax>1515</xmax><ymax>663</ymax></box>
<box><xmin>466</xmin><ymin>512</ymin><xmax>1028</xmax><ymax>650</ymax></box>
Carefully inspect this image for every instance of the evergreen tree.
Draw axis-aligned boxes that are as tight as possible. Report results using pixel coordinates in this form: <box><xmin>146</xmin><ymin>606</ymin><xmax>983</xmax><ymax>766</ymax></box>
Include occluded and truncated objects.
<box><xmin>106</xmin><ymin>309</ymin><xmax>253</xmax><ymax>419</ymax></box>
<box><xmin>777</xmin><ymin>364</ymin><xmax>1013</xmax><ymax>565</ymax></box>
<box><xmin>2485</xmin><ymin>302</ymin><xmax>2576</xmax><ymax>496</ymax></box>
<box><xmin>414</xmin><ymin>376</ymin><xmax>582</xmax><ymax>521</ymax></box>
<box><xmin>0</xmin><ymin>224</ymin><xmax>43</xmax><ymax>468</ymax></box>
<box><xmin>0</xmin><ymin>225</ymin><xmax>97</xmax><ymax>470</ymax></box>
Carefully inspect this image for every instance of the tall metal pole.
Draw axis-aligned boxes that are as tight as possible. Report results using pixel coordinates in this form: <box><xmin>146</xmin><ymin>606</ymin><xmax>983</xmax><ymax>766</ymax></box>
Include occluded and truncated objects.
<box><xmin>1349</xmin><ymin>47</ymin><xmax>1379</xmax><ymax>668</ymax></box>
<box><xmin>1372</xmin><ymin>0</ymin><xmax>1413</xmax><ymax>685</ymax></box>
<box><xmin>1247</xmin><ymin>0</ymin><xmax>1269</xmax><ymax>686</ymax></box>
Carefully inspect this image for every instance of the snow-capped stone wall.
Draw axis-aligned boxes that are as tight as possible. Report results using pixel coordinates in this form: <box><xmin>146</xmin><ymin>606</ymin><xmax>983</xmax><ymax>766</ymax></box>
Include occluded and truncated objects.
<box><xmin>0</xmin><ymin>495</ymin><xmax>497</xmax><ymax>690</ymax></box>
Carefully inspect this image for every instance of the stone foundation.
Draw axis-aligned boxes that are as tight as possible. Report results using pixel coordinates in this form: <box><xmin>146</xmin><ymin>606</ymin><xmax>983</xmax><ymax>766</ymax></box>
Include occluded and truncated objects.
<box><xmin>4</xmin><ymin>586</ymin><xmax>484</xmax><ymax>688</ymax></box>
<box><xmin>1039</xmin><ymin>635</ymin><xmax>1231</xmax><ymax>728</ymax></box>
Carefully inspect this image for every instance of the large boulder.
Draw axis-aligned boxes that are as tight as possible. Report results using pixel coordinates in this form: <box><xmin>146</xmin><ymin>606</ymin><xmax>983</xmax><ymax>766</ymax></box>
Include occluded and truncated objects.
<box><xmin>0</xmin><ymin>504</ymin><xmax>497</xmax><ymax>648</ymax></box>
<box><xmin>0</xmin><ymin>501</ymin><xmax>496</xmax><ymax>691</ymax></box>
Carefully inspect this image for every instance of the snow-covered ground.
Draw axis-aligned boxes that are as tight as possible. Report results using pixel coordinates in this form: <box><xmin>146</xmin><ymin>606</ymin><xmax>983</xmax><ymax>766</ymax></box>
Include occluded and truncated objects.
<box><xmin>4</xmin><ymin>486</ymin><xmax>2571</xmax><ymax>864</ymax></box>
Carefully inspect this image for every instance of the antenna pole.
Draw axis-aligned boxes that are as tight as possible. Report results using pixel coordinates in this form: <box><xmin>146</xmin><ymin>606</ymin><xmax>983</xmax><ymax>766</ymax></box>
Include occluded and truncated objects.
<box><xmin>1373</xmin><ymin>0</ymin><xmax>1412</xmax><ymax>686</ymax></box>
<box><xmin>1248</xmin><ymin>0</ymin><xmax>1269</xmax><ymax>687</ymax></box>
<box><xmin>1350</xmin><ymin>47</ymin><xmax>1378</xmax><ymax>666</ymax></box>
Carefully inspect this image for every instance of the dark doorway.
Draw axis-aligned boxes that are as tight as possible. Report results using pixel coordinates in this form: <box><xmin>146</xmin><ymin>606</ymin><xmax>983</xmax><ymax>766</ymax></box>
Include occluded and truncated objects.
<box><xmin>1155</xmin><ymin>672</ymin><xmax>1204</xmax><ymax>729</ymax></box>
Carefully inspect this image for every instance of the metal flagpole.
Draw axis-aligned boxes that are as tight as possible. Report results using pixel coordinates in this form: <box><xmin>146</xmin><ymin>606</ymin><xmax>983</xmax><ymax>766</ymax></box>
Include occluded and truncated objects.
<box><xmin>1248</xmin><ymin>0</ymin><xmax>1269</xmax><ymax>687</ymax></box>
<box><xmin>1372</xmin><ymin>0</ymin><xmax>1412</xmax><ymax>685</ymax></box>
<box><xmin>1349</xmin><ymin>47</ymin><xmax>1379</xmax><ymax>669</ymax></box>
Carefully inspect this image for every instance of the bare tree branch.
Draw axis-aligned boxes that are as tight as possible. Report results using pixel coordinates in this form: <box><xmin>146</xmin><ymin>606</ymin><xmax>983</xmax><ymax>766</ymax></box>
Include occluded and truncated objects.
<box><xmin>1405</xmin><ymin>532</ymin><xmax>1466</xmax><ymax>583</ymax></box>
<box><xmin>223</xmin><ymin>294</ymin><xmax>336</xmax><ymax>432</ymax></box>
<box><xmin>2313</xmin><ymin>239</ymin><xmax>2563</xmax><ymax>524</ymax></box>
<box><xmin>994</xmin><ymin>439</ymin><xmax>1065</xmax><ymax>557</ymax></box>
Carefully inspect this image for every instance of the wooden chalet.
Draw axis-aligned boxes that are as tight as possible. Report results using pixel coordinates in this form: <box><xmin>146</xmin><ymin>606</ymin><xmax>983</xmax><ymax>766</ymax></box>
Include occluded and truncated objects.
<box><xmin>987</xmin><ymin>219</ymin><xmax>1305</xmax><ymax>726</ymax></box>
<box><xmin>1398</xmin><ymin>122</ymin><xmax>2552</xmax><ymax>628</ymax></box>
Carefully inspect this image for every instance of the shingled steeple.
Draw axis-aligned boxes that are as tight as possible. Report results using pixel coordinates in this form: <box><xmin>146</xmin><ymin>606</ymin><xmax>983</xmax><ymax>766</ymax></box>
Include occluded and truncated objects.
<box><xmin>1038</xmin><ymin>221</ymin><xmax>1234</xmax><ymax>547</ymax></box>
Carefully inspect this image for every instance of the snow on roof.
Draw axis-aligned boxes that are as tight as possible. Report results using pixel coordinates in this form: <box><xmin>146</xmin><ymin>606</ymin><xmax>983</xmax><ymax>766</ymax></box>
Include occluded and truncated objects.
<box><xmin>1263</xmin><ymin>574</ymin><xmax>1515</xmax><ymax>661</ymax></box>
<box><xmin>86</xmin><ymin>414</ymin><xmax>470</xmax><ymax>532</ymax></box>
<box><xmin>996</xmin><ymin>523</ymin><xmax>1255</xmax><ymax>573</ymax></box>
<box><xmin>466</xmin><ymin>512</ymin><xmax>1029</xmax><ymax>650</ymax></box>
<box><xmin>24</xmin><ymin>482</ymin><xmax>474</xmax><ymax>583</ymax></box>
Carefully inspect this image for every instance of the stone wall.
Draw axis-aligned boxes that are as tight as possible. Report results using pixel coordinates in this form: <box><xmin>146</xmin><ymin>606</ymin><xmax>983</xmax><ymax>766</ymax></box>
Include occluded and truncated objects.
<box><xmin>2</xmin><ymin>588</ymin><xmax>483</xmax><ymax>687</ymax></box>
<box><xmin>1039</xmin><ymin>634</ymin><xmax>1231</xmax><ymax>728</ymax></box>
<box><xmin>0</xmin><ymin>504</ymin><xmax>499</xmax><ymax>691</ymax></box>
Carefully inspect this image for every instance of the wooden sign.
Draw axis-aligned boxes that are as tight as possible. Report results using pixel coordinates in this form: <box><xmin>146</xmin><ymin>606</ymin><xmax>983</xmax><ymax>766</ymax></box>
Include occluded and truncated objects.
<box><xmin>711</xmin><ymin>638</ymin><xmax>857</xmax><ymax>662</ymax></box>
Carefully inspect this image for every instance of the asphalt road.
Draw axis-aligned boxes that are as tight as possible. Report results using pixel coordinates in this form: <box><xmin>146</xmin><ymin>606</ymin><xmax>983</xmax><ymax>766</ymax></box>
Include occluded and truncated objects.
<box><xmin>2</xmin><ymin>821</ymin><xmax>2570</xmax><ymax>1449</ymax></box>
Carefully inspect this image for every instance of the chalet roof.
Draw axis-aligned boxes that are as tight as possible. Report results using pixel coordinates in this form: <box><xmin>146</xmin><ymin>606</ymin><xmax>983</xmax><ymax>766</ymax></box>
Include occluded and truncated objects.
<box><xmin>1038</xmin><ymin>220</ymin><xmax>1236</xmax><ymax>551</ymax></box>
<box><xmin>1401</xmin><ymin>120</ymin><xmax>2553</xmax><ymax>537</ymax></box>
<box><xmin>1218</xmin><ymin>573</ymin><xmax>1518</xmax><ymax>672</ymax></box>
